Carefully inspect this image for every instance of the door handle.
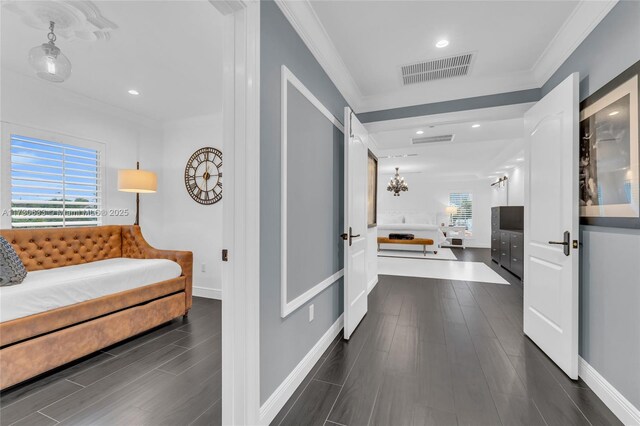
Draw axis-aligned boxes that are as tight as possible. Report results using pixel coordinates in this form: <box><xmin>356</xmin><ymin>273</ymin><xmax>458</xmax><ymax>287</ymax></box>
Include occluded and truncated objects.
<box><xmin>341</xmin><ymin>227</ymin><xmax>360</xmax><ymax>246</ymax></box>
<box><xmin>549</xmin><ymin>231</ymin><xmax>570</xmax><ymax>256</ymax></box>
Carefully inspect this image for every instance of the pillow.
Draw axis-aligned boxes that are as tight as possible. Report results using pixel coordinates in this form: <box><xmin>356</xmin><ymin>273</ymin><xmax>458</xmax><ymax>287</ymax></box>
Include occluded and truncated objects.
<box><xmin>0</xmin><ymin>236</ymin><xmax>27</xmax><ymax>286</ymax></box>
<box><xmin>404</xmin><ymin>213</ymin><xmax>435</xmax><ymax>225</ymax></box>
<box><xmin>379</xmin><ymin>214</ymin><xmax>404</xmax><ymax>225</ymax></box>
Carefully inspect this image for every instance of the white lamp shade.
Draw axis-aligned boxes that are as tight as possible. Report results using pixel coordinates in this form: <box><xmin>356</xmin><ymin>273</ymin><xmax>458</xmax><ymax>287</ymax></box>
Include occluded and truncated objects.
<box><xmin>445</xmin><ymin>206</ymin><xmax>458</xmax><ymax>215</ymax></box>
<box><xmin>118</xmin><ymin>169</ymin><xmax>157</xmax><ymax>193</ymax></box>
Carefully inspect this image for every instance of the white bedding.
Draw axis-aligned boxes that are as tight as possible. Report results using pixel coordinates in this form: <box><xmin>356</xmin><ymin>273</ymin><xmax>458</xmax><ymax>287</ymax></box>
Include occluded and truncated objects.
<box><xmin>0</xmin><ymin>258</ymin><xmax>182</xmax><ymax>323</ymax></box>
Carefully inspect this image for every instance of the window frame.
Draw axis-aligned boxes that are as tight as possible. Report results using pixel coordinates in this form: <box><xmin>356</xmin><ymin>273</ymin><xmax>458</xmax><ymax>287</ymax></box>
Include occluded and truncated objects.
<box><xmin>448</xmin><ymin>192</ymin><xmax>473</xmax><ymax>231</ymax></box>
<box><xmin>1</xmin><ymin>123</ymin><xmax>106</xmax><ymax>229</ymax></box>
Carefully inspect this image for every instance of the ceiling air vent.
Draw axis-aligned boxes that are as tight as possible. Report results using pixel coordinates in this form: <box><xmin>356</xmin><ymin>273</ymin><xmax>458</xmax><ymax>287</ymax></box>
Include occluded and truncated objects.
<box><xmin>412</xmin><ymin>134</ymin><xmax>455</xmax><ymax>144</ymax></box>
<box><xmin>401</xmin><ymin>53</ymin><xmax>474</xmax><ymax>85</ymax></box>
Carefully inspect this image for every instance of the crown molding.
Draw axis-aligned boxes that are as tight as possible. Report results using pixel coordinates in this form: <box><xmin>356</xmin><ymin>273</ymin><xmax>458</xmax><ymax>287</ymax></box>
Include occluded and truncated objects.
<box><xmin>274</xmin><ymin>0</ymin><xmax>364</xmax><ymax>111</ymax></box>
<box><xmin>532</xmin><ymin>0</ymin><xmax>618</xmax><ymax>86</ymax></box>
<box><xmin>275</xmin><ymin>0</ymin><xmax>617</xmax><ymax>115</ymax></box>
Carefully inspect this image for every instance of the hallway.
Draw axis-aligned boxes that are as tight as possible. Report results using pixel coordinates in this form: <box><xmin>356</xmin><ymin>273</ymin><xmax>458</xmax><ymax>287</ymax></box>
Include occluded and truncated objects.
<box><xmin>272</xmin><ymin>249</ymin><xmax>620</xmax><ymax>426</ymax></box>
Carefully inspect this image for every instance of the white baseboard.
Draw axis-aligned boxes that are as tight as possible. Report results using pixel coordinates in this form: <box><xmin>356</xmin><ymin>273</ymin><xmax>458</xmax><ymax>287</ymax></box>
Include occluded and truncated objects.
<box><xmin>367</xmin><ymin>275</ymin><xmax>379</xmax><ymax>294</ymax></box>
<box><xmin>192</xmin><ymin>286</ymin><xmax>222</xmax><ymax>300</ymax></box>
<box><xmin>579</xmin><ymin>357</ymin><xmax>640</xmax><ymax>425</ymax></box>
<box><xmin>259</xmin><ymin>314</ymin><xmax>344</xmax><ymax>425</ymax></box>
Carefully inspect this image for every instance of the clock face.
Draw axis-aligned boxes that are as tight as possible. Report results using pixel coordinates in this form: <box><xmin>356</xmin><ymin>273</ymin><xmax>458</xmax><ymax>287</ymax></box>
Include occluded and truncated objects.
<box><xmin>184</xmin><ymin>147</ymin><xmax>222</xmax><ymax>205</ymax></box>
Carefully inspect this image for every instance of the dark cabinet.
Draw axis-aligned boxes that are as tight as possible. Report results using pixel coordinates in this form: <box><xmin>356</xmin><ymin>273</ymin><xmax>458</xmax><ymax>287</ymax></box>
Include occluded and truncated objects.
<box><xmin>491</xmin><ymin>207</ymin><xmax>524</xmax><ymax>279</ymax></box>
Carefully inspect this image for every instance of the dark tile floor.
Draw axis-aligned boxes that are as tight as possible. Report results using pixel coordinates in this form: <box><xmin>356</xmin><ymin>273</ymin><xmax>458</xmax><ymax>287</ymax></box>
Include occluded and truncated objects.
<box><xmin>1</xmin><ymin>250</ymin><xmax>620</xmax><ymax>426</ymax></box>
<box><xmin>0</xmin><ymin>297</ymin><xmax>222</xmax><ymax>426</ymax></box>
<box><xmin>271</xmin><ymin>248</ymin><xmax>621</xmax><ymax>426</ymax></box>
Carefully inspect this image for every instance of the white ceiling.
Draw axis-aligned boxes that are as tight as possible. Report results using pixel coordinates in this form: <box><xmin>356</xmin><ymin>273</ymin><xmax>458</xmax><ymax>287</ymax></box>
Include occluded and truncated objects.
<box><xmin>1</xmin><ymin>0</ymin><xmax>224</xmax><ymax>121</ymax></box>
<box><xmin>368</xmin><ymin>105</ymin><xmax>527</xmax><ymax>182</ymax></box>
<box><xmin>279</xmin><ymin>0</ymin><xmax>617</xmax><ymax>112</ymax></box>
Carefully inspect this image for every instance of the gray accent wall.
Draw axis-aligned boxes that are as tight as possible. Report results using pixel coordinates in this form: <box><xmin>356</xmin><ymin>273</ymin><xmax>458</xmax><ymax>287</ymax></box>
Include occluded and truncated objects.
<box><xmin>260</xmin><ymin>0</ymin><xmax>347</xmax><ymax>403</ymax></box>
<box><xmin>286</xmin><ymin>84</ymin><xmax>344</xmax><ymax>301</ymax></box>
<box><xmin>543</xmin><ymin>0</ymin><xmax>640</xmax><ymax>409</ymax></box>
<box><xmin>358</xmin><ymin>88</ymin><xmax>541</xmax><ymax>123</ymax></box>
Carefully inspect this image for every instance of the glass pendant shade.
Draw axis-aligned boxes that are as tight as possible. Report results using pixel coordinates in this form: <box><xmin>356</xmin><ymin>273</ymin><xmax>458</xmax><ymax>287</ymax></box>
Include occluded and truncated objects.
<box><xmin>29</xmin><ymin>42</ymin><xmax>71</xmax><ymax>82</ymax></box>
<box><xmin>28</xmin><ymin>22</ymin><xmax>71</xmax><ymax>83</ymax></box>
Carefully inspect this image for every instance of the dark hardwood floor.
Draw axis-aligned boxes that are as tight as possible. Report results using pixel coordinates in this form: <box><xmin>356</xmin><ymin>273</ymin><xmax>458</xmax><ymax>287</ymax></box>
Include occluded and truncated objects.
<box><xmin>0</xmin><ymin>297</ymin><xmax>222</xmax><ymax>426</ymax></box>
<box><xmin>272</xmin><ymin>248</ymin><xmax>620</xmax><ymax>426</ymax></box>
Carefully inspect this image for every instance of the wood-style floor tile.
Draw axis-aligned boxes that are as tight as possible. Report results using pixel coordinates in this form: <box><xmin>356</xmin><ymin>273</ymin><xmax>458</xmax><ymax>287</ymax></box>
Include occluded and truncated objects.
<box><xmin>279</xmin><ymin>380</ymin><xmax>341</xmax><ymax>426</ymax></box>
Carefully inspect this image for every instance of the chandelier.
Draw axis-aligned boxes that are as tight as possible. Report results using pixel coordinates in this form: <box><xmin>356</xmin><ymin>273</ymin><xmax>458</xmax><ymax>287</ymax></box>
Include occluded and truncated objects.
<box><xmin>29</xmin><ymin>21</ymin><xmax>72</xmax><ymax>83</ymax></box>
<box><xmin>387</xmin><ymin>167</ymin><xmax>408</xmax><ymax>196</ymax></box>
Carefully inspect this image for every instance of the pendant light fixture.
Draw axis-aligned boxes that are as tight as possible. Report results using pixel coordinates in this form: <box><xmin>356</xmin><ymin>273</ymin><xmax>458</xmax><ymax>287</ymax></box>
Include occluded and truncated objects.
<box><xmin>29</xmin><ymin>21</ymin><xmax>72</xmax><ymax>83</ymax></box>
<box><xmin>387</xmin><ymin>167</ymin><xmax>409</xmax><ymax>196</ymax></box>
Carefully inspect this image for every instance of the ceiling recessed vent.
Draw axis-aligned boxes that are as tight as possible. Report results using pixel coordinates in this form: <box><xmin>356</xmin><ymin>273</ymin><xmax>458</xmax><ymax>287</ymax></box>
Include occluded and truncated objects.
<box><xmin>401</xmin><ymin>53</ymin><xmax>474</xmax><ymax>85</ymax></box>
<box><xmin>412</xmin><ymin>134</ymin><xmax>455</xmax><ymax>144</ymax></box>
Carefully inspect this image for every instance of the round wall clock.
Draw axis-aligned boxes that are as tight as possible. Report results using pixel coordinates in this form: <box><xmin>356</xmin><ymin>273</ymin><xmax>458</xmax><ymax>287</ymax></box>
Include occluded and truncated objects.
<box><xmin>184</xmin><ymin>147</ymin><xmax>222</xmax><ymax>205</ymax></box>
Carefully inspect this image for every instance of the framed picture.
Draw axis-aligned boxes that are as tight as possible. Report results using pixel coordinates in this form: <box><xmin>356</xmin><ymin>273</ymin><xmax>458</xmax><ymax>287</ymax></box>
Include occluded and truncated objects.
<box><xmin>367</xmin><ymin>150</ymin><xmax>378</xmax><ymax>227</ymax></box>
<box><xmin>580</xmin><ymin>60</ymin><xmax>640</xmax><ymax>229</ymax></box>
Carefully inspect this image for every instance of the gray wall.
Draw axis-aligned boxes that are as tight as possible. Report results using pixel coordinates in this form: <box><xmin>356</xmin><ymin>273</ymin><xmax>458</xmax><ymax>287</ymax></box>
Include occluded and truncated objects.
<box><xmin>260</xmin><ymin>0</ymin><xmax>347</xmax><ymax>403</ymax></box>
<box><xmin>543</xmin><ymin>0</ymin><xmax>640</xmax><ymax>408</ymax></box>
<box><xmin>286</xmin><ymin>84</ymin><xmax>344</xmax><ymax>301</ymax></box>
<box><xmin>358</xmin><ymin>88</ymin><xmax>540</xmax><ymax>123</ymax></box>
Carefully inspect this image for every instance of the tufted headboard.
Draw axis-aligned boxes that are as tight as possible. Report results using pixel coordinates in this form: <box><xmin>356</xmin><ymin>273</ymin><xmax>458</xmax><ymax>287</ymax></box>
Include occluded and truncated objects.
<box><xmin>0</xmin><ymin>226</ymin><xmax>123</xmax><ymax>272</ymax></box>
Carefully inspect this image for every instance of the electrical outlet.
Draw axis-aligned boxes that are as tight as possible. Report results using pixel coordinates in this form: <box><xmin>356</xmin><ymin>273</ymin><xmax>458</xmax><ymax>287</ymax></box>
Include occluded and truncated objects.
<box><xmin>309</xmin><ymin>304</ymin><xmax>314</xmax><ymax>322</ymax></box>
<box><xmin>201</xmin><ymin>263</ymin><xmax>206</xmax><ymax>273</ymax></box>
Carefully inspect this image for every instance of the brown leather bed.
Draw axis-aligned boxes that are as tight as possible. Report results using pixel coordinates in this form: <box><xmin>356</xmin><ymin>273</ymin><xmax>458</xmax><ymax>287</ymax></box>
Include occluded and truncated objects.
<box><xmin>0</xmin><ymin>225</ymin><xmax>192</xmax><ymax>390</ymax></box>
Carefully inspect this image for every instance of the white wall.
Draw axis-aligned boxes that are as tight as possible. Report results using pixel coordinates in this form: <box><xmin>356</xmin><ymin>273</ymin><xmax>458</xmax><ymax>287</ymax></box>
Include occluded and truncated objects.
<box><xmin>0</xmin><ymin>71</ymin><xmax>164</xmax><ymax>234</ymax></box>
<box><xmin>378</xmin><ymin>174</ymin><xmax>492</xmax><ymax>247</ymax></box>
<box><xmin>159</xmin><ymin>114</ymin><xmax>223</xmax><ymax>298</ymax></box>
<box><xmin>0</xmin><ymin>72</ymin><xmax>223</xmax><ymax>299</ymax></box>
<box><xmin>491</xmin><ymin>164</ymin><xmax>525</xmax><ymax>207</ymax></box>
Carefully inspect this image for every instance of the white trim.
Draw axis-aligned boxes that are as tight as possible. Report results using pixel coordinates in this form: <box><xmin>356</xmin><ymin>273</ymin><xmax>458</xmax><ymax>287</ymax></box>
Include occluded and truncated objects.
<box><xmin>282</xmin><ymin>270</ymin><xmax>345</xmax><ymax>318</ymax></box>
<box><xmin>274</xmin><ymin>0</ymin><xmax>363</xmax><ymax>111</ymax></box>
<box><xmin>0</xmin><ymin>122</ymin><xmax>107</xmax><ymax>229</ymax></box>
<box><xmin>280</xmin><ymin>65</ymin><xmax>344</xmax><ymax>318</ymax></box>
<box><xmin>192</xmin><ymin>286</ymin><xmax>222</xmax><ymax>300</ymax></box>
<box><xmin>274</xmin><ymin>0</ymin><xmax>617</xmax><ymax>113</ymax></box>
<box><xmin>532</xmin><ymin>0</ymin><xmax>618</xmax><ymax>86</ymax></box>
<box><xmin>579</xmin><ymin>357</ymin><xmax>640</xmax><ymax>426</ymax></box>
<box><xmin>281</xmin><ymin>66</ymin><xmax>344</xmax><ymax>131</ymax></box>
<box><xmin>221</xmin><ymin>2</ymin><xmax>261</xmax><ymax>425</ymax></box>
<box><xmin>259</xmin><ymin>314</ymin><xmax>344</xmax><ymax>425</ymax></box>
<box><xmin>367</xmin><ymin>276</ymin><xmax>379</xmax><ymax>294</ymax></box>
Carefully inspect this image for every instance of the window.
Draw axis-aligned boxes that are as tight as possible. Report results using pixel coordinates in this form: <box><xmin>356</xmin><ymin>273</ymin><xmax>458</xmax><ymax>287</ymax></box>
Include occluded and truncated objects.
<box><xmin>449</xmin><ymin>192</ymin><xmax>472</xmax><ymax>230</ymax></box>
<box><xmin>9</xmin><ymin>134</ymin><xmax>102</xmax><ymax>228</ymax></box>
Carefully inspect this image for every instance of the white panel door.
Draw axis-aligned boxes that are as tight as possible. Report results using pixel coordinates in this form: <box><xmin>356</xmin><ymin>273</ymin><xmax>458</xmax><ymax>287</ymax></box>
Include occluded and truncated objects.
<box><xmin>343</xmin><ymin>107</ymin><xmax>368</xmax><ymax>340</ymax></box>
<box><xmin>524</xmin><ymin>73</ymin><xmax>580</xmax><ymax>379</ymax></box>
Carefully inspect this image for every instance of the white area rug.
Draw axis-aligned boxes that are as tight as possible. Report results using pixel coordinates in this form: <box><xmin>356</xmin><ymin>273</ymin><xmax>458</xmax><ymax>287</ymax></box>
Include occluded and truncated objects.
<box><xmin>378</xmin><ymin>248</ymin><xmax>457</xmax><ymax>261</ymax></box>
<box><xmin>378</xmin><ymin>257</ymin><xmax>510</xmax><ymax>285</ymax></box>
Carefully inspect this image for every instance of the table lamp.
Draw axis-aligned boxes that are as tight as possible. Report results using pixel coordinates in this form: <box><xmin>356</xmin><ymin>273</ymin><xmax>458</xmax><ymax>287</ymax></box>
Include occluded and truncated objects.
<box><xmin>118</xmin><ymin>162</ymin><xmax>157</xmax><ymax>226</ymax></box>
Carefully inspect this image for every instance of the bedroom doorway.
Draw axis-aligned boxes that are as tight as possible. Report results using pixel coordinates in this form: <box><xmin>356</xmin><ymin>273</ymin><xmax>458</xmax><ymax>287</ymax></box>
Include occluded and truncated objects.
<box><xmin>364</xmin><ymin>103</ymin><xmax>530</xmax><ymax>285</ymax></box>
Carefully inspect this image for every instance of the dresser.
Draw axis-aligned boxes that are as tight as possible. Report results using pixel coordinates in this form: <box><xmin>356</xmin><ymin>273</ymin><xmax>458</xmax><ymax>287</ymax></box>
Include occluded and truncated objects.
<box><xmin>491</xmin><ymin>206</ymin><xmax>524</xmax><ymax>279</ymax></box>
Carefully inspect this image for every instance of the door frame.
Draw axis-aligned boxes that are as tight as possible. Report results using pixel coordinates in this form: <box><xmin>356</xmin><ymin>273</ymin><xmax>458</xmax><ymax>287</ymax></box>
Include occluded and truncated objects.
<box><xmin>218</xmin><ymin>1</ymin><xmax>261</xmax><ymax>425</ymax></box>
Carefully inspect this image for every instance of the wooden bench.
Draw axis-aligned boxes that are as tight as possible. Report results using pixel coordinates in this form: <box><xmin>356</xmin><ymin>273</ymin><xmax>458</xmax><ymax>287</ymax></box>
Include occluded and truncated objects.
<box><xmin>377</xmin><ymin>237</ymin><xmax>436</xmax><ymax>256</ymax></box>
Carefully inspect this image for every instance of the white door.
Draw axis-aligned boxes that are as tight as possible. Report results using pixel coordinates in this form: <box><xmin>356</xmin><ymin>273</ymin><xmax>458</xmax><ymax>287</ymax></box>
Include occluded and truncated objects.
<box><xmin>343</xmin><ymin>107</ymin><xmax>368</xmax><ymax>340</ymax></box>
<box><xmin>524</xmin><ymin>73</ymin><xmax>580</xmax><ymax>379</ymax></box>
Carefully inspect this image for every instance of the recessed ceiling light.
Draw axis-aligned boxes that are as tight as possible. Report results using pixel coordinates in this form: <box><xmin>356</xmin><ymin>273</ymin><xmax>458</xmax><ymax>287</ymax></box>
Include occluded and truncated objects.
<box><xmin>472</xmin><ymin>123</ymin><xmax>480</xmax><ymax>128</ymax></box>
<box><xmin>495</xmin><ymin>171</ymin><xmax>505</xmax><ymax>174</ymax></box>
<box><xmin>435</xmin><ymin>39</ymin><xmax>449</xmax><ymax>48</ymax></box>
<box><xmin>516</xmin><ymin>157</ymin><xmax>524</xmax><ymax>162</ymax></box>
<box><xmin>609</xmin><ymin>110</ymin><xmax>619</xmax><ymax>116</ymax></box>
<box><xmin>416</xmin><ymin>130</ymin><xmax>424</xmax><ymax>135</ymax></box>
<box><xmin>128</xmin><ymin>89</ymin><xmax>140</xmax><ymax>96</ymax></box>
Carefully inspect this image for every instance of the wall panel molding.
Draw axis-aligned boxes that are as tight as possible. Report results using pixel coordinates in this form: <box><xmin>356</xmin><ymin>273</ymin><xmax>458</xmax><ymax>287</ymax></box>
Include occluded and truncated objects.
<box><xmin>280</xmin><ymin>65</ymin><xmax>344</xmax><ymax>318</ymax></box>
